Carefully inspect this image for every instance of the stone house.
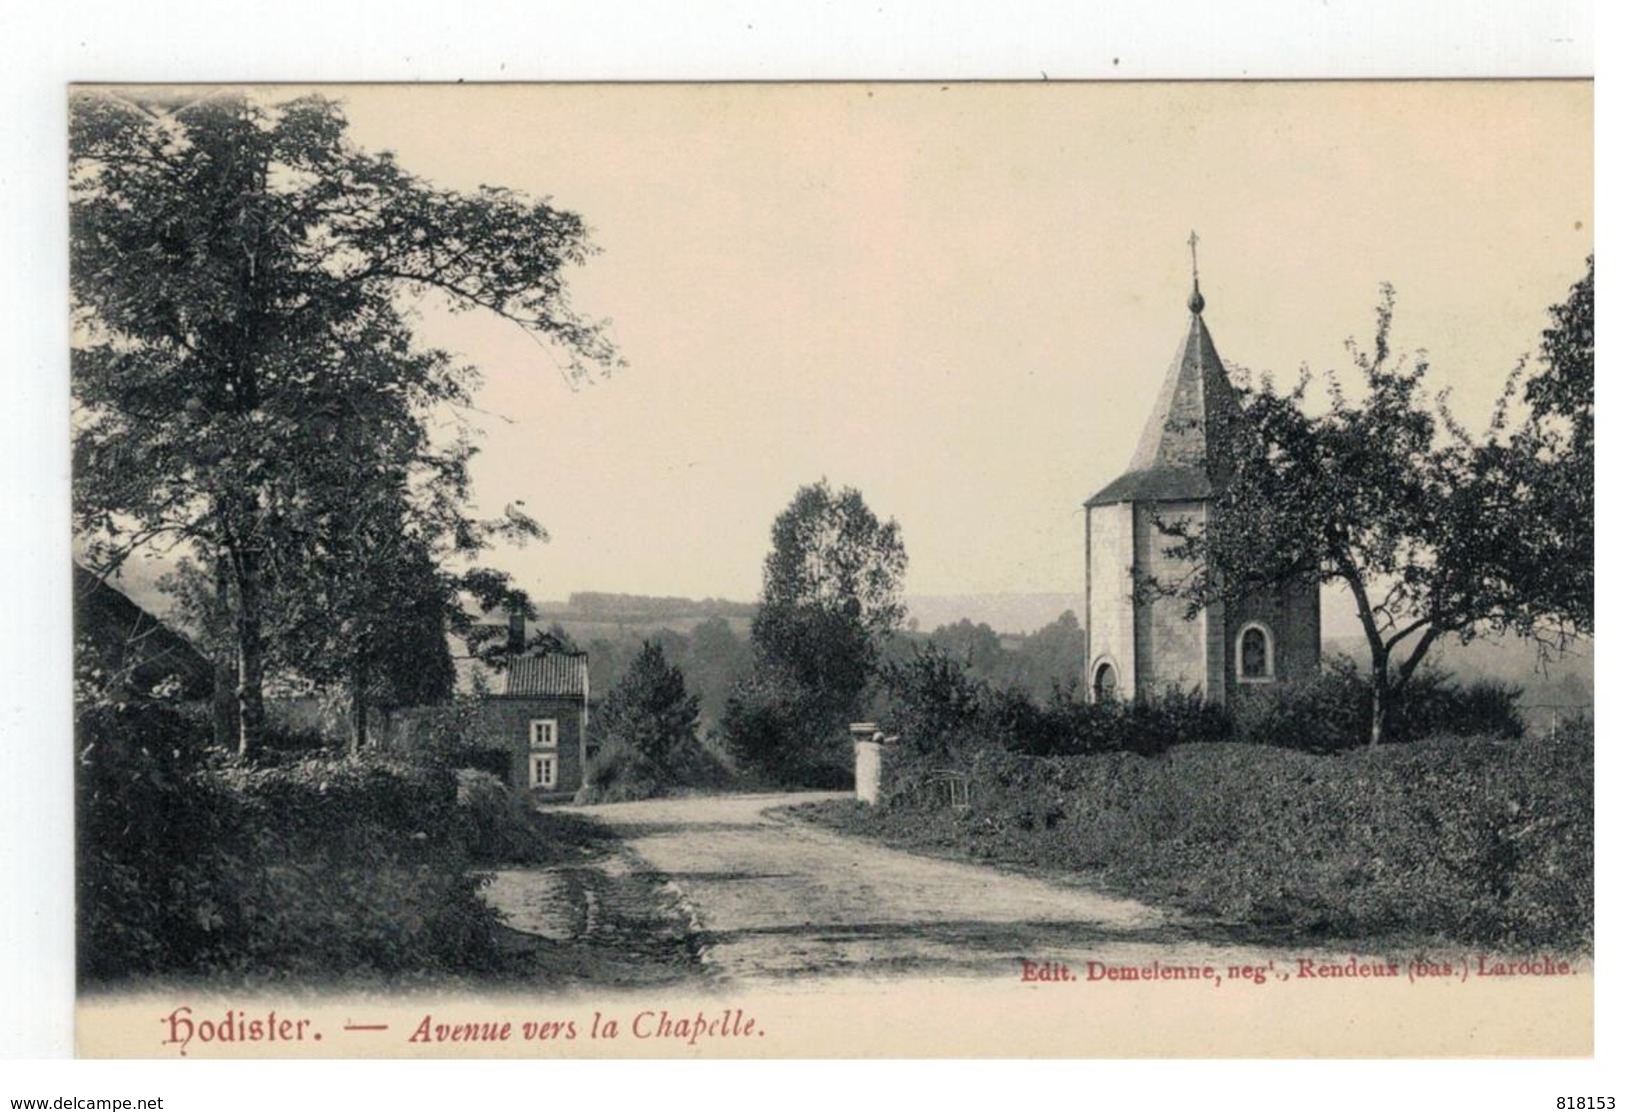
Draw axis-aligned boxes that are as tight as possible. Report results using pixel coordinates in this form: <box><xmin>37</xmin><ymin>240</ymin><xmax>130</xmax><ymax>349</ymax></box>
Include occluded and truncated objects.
<box><xmin>1083</xmin><ymin>274</ymin><xmax>1320</xmax><ymax>705</ymax></box>
<box><xmin>381</xmin><ymin>613</ymin><xmax>592</xmax><ymax>798</ymax></box>
<box><xmin>483</xmin><ymin>649</ymin><xmax>592</xmax><ymax>797</ymax></box>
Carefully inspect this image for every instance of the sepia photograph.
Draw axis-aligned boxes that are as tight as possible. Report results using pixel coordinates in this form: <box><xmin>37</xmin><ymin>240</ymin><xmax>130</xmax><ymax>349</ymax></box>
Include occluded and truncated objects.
<box><xmin>65</xmin><ymin>79</ymin><xmax>1592</xmax><ymax>1059</ymax></box>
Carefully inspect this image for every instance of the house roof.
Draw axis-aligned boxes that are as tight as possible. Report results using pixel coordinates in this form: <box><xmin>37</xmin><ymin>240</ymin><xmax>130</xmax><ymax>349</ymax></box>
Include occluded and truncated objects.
<box><xmin>1086</xmin><ymin>285</ymin><xmax>1245</xmax><ymax>508</ymax></box>
<box><xmin>73</xmin><ymin>563</ymin><xmax>214</xmax><ymax>699</ymax></box>
<box><xmin>497</xmin><ymin>652</ymin><xmax>589</xmax><ymax>698</ymax></box>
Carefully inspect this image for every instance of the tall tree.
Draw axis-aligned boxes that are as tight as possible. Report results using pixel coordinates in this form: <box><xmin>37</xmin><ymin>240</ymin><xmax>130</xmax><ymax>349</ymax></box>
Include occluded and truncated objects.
<box><xmin>755</xmin><ymin>479</ymin><xmax>907</xmax><ymax>715</ymax></box>
<box><xmin>595</xmin><ymin>641</ymin><xmax>701</xmax><ymax>777</ymax></box>
<box><xmin>70</xmin><ymin>91</ymin><xmax>618</xmax><ymax>758</ymax></box>
<box><xmin>1151</xmin><ymin>283</ymin><xmax>1590</xmax><ymax>745</ymax></box>
<box><xmin>923</xmin><ymin>619</ymin><xmax>1008</xmax><ymax>686</ymax></box>
<box><xmin>1008</xmin><ymin>610</ymin><xmax>1089</xmax><ymax>695</ymax></box>
<box><xmin>1511</xmin><ymin>256</ymin><xmax>1594</xmax><ymax>634</ymax></box>
<box><xmin>685</xmin><ymin>616</ymin><xmax>753</xmax><ymax>726</ymax></box>
<box><xmin>724</xmin><ymin>480</ymin><xmax>906</xmax><ymax>779</ymax></box>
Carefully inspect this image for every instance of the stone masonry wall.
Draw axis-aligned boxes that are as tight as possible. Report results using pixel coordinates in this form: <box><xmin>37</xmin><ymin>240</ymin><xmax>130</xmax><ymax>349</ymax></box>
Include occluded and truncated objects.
<box><xmin>1133</xmin><ymin>500</ymin><xmax>1208</xmax><ymax>696</ymax></box>
<box><xmin>1086</xmin><ymin>502</ymin><xmax>1135</xmax><ymax>696</ymax></box>
<box><xmin>1224</xmin><ymin>575</ymin><xmax>1322</xmax><ymax>704</ymax></box>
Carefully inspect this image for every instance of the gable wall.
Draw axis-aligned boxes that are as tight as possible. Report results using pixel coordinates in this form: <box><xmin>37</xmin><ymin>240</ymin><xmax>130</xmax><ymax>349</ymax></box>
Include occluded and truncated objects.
<box><xmin>1085</xmin><ymin>502</ymin><xmax>1136</xmax><ymax>696</ymax></box>
<box><xmin>477</xmin><ymin>696</ymin><xmax>588</xmax><ymax>795</ymax></box>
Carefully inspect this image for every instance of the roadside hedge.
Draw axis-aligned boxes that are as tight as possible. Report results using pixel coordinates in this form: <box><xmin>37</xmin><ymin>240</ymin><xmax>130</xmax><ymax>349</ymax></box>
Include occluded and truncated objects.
<box><xmin>844</xmin><ymin>722</ymin><xmax>1591</xmax><ymax>950</ymax></box>
<box><xmin>77</xmin><ymin>703</ymin><xmax>506</xmax><ymax>985</ymax></box>
<box><xmin>879</xmin><ymin>646</ymin><xmax>1525</xmax><ymax>758</ymax></box>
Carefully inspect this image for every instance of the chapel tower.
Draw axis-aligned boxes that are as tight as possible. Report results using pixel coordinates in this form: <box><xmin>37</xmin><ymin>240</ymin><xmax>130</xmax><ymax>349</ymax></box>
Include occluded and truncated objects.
<box><xmin>1082</xmin><ymin>245</ymin><xmax>1319</xmax><ymax>705</ymax></box>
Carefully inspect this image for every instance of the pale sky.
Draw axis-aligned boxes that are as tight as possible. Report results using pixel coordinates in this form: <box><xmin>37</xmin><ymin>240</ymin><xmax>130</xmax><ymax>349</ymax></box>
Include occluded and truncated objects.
<box><xmin>314</xmin><ymin>82</ymin><xmax>1591</xmax><ymax>605</ymax></box>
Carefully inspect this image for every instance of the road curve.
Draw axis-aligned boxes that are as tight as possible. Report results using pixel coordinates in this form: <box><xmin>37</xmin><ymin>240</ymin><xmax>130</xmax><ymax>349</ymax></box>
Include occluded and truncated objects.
<box><xmin>559</xmin><ymin>791</ymin><xmax>1288</xmax><ymax>986</ymax></box>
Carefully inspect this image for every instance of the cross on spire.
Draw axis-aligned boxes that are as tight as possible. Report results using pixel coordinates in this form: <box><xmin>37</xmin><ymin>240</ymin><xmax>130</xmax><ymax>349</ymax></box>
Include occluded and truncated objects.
<box><xmin>1186</xmin><ymin>229</ymin><xmax>1205</xmax><ymax>314</ymax></box>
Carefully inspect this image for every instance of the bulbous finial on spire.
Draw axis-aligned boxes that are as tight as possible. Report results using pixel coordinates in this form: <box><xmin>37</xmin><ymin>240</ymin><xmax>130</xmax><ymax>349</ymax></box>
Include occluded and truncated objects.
<box><xmin>1187</xmin><ymin>229</ymin><xmax>1205</xmax><ymax>314</ymax></box>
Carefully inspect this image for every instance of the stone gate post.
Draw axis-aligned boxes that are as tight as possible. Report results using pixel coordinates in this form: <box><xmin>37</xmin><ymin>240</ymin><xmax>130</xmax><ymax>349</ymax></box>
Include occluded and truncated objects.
<box><xmin>850</xmin><ymin>722</ymin><xmax>883</xmax><ymax>805</ymax></box>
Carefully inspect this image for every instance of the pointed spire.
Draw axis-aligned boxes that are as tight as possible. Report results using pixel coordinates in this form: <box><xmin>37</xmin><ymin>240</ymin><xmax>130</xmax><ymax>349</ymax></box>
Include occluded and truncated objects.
<box><xmin>1084</xmin><ymin>249</ymin><xmax>1245</xmax><ymax>507</ymax></box>
<box><xmin>1187</xmin><ymin>230</ymin><xmax>1205</xmax><ymax>315</ymax></box>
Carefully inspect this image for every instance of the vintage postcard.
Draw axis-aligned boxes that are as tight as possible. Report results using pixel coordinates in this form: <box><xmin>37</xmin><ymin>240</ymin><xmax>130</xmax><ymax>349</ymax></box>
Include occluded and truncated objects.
<box><xmin>68</xmin><ymin>80</ymin><xmax>1593</xmax><ymax>1058</ymax></box>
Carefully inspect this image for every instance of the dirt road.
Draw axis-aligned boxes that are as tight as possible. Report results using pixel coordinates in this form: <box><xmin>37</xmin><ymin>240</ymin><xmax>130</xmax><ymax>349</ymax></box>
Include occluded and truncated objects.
<box><xmin>550</xmin><ymin>792</ymin><xmax>1293</xmax><ymax>986</ymax></box>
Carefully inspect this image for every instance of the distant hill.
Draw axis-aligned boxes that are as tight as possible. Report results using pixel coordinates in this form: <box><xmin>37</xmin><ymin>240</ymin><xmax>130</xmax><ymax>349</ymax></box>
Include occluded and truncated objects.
<box><xmin>905</xmin><ymin>594</ymin><xmax>1087</xmax><ymax>635</ymax></box>
<box><xmin>542</xmin><ymin>591</ymin><xmax>754</xmax><ymax>622</ymax></box>
<box><xmin>526</xmin><ymin>593</ymin><xmax>756</xmax><ymax>643</ymax></box>
<box><xmin>85</xmin><ymin>575</ymin><xmax>1594</xmax><ymax>721</ymax></box>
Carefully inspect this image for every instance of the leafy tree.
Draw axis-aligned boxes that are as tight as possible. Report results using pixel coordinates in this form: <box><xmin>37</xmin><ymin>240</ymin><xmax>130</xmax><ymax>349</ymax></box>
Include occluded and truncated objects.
<box><xmin>159</xmin><ymin>522</ymin><xmax>459</xmax><ymax>754</ymax></box>
<box><xmin>1008</xmin><ymin>610</ymin><xmax>1089</xmax><ymax>695</ymax></box>
<box><xmin>1152</xmin><ymin>283</ymin><xmax>1589</xmax><ymax>745</ymax></box>
<box><xmin>923</xmin><ymin>619</ymin><xmax>1008</xmax><ymax>686</ymax></box>
<box><xmin>685</xmin><ymin>616</ymin><xmax>753</xmax><ymax>726</ymax></box>
<box><xmin>594</xmin><ymin>641</ymin><xmax>701</xmax><ymax>777</ymax></box>
<box><xmin>725</xmin><ymin>480</ymin><xmax>907</xmax><ymax>780</ymax></box>
<box><xmin>267</xmin><ymin>495</ymin><xmax>461</xmax><ymax>754</ymax></box>
<box><xmin>70</xmin><ymin>91</ymin><xmax>618</xmax><ymax>758</ymax></box>
<box><xmin>717</xmin><ymin>670</ymin><xmax>810</xmax><ymax>783</ymax></box>
<box><xmin>759</xmin><ymin>480</ymin><xmax>909</xmax><ymax>635</ymax></box>
<box><xmin>1510</xmin><ymin>257</ymin><xmax>1593</xmax><ymax>634</ymax></box>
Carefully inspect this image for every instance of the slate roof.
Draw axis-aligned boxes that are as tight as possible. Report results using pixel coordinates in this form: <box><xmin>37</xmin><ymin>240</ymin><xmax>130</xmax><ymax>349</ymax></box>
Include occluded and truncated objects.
<box><xmin>1086</xmin><ymin>466</ymin><xmax>1214</xmax><ymax>506</ymax></box>
<box><xmin>73</xmin><ymin>563</ymin><xmax>214</xmax><ymax>699</ymax></box>
<box><xmin>1086</xmin><ymin>292</ymin><xmax>1245</xmax><ymax>507</ymax></box>
<box><xmin>498</xmin><ymin>651</ymin><xmax>589</xmax><ymax>698</ymax></box>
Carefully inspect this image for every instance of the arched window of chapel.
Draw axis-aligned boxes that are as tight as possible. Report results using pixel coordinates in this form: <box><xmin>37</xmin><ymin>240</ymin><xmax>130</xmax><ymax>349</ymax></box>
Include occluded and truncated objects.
<box><xmin>1237</xmin><ymin>623</ymin><xmax>1275</xmax><ymax>682</ymax></box>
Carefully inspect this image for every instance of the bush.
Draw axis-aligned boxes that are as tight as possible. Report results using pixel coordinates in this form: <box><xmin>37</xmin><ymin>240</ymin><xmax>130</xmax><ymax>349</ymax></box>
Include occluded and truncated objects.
<box><xmin>208</xmin><ymin>756</ymin><xmax>459</xmax><ymax>845</ymax></box>
<box><xmin>455</xmin><ymin>769</ymin><xmax>563</xmax><ymax>863</ymax></box>
<box><xmin>576</xmin><ymin>737</ymin><xmax>665</xmax><ymax>804</ymax></box>
<box><xmin>76</xmin><ymin>702</ymin><xmax>234</xmax><ymax>981</ymax></box>
<box><xmin>883</xmin><ymin>645</ymin><xmax>1525</xmax><ymax>760</ymax></box>
<box><xmin>1231</xmin><ymin>656</ymin><xmax>1525</xmax><ymax>751</ymax></box>
<box><xmin>379</xmin><ymin>695</ymin><xmax>501</xmax><ymax>771</ymax></box>
<box><xmin>1399</xmin><ymin>672</ymin><xmax>1525</xmax><ymax>742</ymax></box>
<box><xmin>719</xmin><ymin>672</ymin><xmax>851</xmax><ymax>787</ymax></box>
<box><xmin>1230</xmin><ymin>657</ymin><xmax>1369</xmax><ymax>752</ymax></box>
<box><xmin>75</xmin><ymin>698</ymin><xmax>212</xmax><ymax>764</ymax></box>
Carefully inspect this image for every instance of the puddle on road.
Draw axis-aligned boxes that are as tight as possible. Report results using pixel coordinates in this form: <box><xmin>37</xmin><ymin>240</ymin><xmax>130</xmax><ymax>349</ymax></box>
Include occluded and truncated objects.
<box><xmin>484</xmin><ymin>869</ymin><xmax>594</xmax><ymax>940</ymax></box>
<box><xmin>479</xmin><ymin>854</ymin><xmax>709</xmax><ymax>987</ymax></box>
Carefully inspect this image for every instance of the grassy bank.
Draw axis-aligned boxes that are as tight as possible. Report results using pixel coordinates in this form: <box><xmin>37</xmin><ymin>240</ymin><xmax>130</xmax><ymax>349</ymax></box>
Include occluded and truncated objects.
<box><xmin>795</xmin><ymin>725</ymin><xmax>1592</xmax><ymax>951</ymax></box>
<box><xmin>77</xmin><ymin>703</ymin><xmax>616</xmax><ymax>989</ymax></box>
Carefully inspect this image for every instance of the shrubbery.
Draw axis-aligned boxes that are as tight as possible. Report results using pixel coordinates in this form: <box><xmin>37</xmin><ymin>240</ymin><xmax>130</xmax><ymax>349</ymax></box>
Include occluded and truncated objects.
<box><xmin>719</xmin><ymin>671</ymin><xmax>856</xmax><ymax>789</ymax></box>
<box><xmin>880</xmin><ymin>647</ymin><xmax>1525</xmax><ymax>760</ymax></box>
<box><xmin>576</xmin><ymin>738</ymin><xmax>665</xmax><ymax>804</ymax></box>
<box><xmin>1231</xmin><ymin>655</ymin><xmax>1525</xmax><ymax>752</ymax></box>
<box><xmin>812</xmin><ymin>721</ymin><xmax>1591</xmax><ymax>949</ymax></box>
<box><xmin>844</xmin><ymin>645</ymin><xmax>1583</xmax><ymax>949</ymax></box>
<box><xmin>717</xmin><ymin>674</ymin><xmax>805</xmax><ymax>783</ymax></box>
<box><xmin>381</xmin><ymin>693</ymin><xmax>510</xmax><ymax>775</ymax></box>
<box><xmin>78</xmin><ymin>701</ymin><xmax>509</xmax><ymax>985</ymax></box>
<box><xmin>456</xmin><ymin>769</ymin><xmax>614</xmax><ymax>865</ymax></box>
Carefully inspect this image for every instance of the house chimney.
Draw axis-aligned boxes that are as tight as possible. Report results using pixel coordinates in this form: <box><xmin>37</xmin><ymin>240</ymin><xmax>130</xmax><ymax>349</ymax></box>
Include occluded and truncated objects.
<box><xmin>507</xmin><ymin>609</ymin><xmax>526</xmax><ymax>656</ymax></box>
